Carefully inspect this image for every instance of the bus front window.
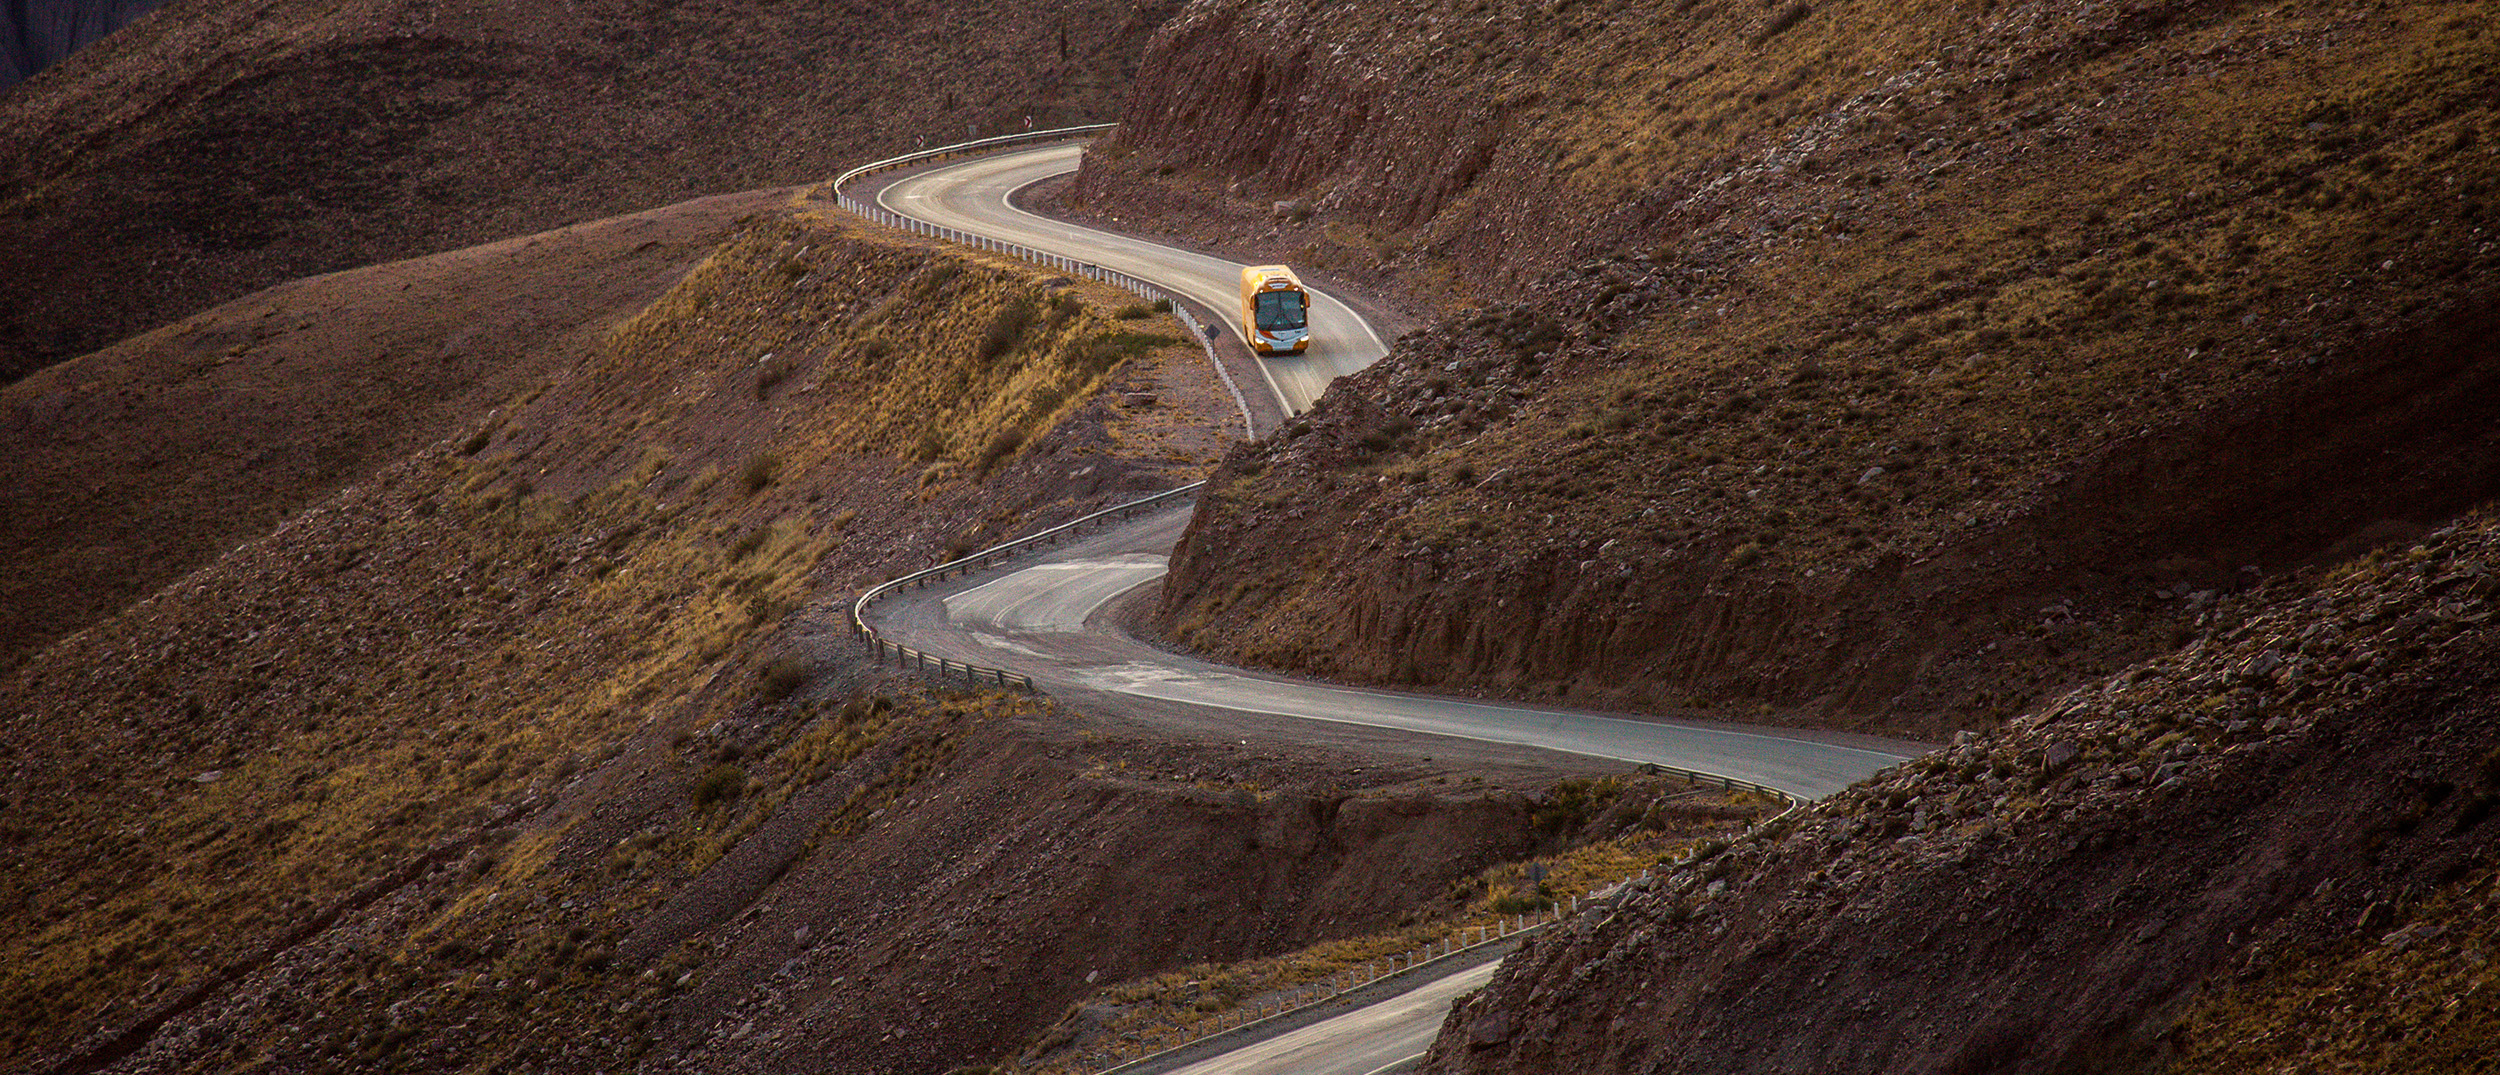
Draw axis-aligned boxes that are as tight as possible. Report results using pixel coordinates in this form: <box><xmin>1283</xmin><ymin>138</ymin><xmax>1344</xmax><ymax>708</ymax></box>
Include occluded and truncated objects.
<box><xmin>1256</xmin><ymin>291</ymin><xmax>1307</xmax><ymax>332</ymax></box>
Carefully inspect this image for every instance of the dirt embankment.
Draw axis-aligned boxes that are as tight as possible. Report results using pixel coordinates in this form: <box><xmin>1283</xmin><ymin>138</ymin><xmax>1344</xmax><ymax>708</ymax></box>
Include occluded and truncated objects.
<box><xmin>1162</xmin><ymin>289</ymin><xmax>2500</xmax><ymax>739</ymax></box>
<box><xmin>624</xmin><ymin>724</ymin><xmax>1577</xmax><ymax>1075</ymax></box>
<box><xmin>1421</xmin><ymin>512</ymin><xmax>2500</xmax><ymax>1074</ymax></box>
<box><xmin>1082</xmin><ymin>0</ymin><xmax>2500</xmax><ymax>738</ymax></box>
<box><xmin>0</xmin><ymin>0</ymin><xmax>1185</xmax><ymax>382</ymax></box>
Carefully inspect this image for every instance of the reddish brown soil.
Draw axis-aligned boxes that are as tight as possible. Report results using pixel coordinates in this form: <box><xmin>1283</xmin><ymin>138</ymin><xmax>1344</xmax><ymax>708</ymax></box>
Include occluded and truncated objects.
<box><xmin>11</xmin><ymin>0</ymin><xmax>2498</xmax><ymax>1071</ymax></box>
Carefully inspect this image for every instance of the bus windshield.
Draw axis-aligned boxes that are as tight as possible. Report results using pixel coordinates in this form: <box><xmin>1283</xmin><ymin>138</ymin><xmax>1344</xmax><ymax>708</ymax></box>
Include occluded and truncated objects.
<box><xmin>1255</xmin><ymin>290</ymin><xmax>1307</xmax><ymax>332</ymax></box>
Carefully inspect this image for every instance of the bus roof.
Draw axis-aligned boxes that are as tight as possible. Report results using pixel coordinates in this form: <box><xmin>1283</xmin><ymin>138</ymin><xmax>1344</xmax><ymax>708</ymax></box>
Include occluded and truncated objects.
<box><xmin>1240</xmin><ymin>264</ymin><xmax>1302</xmax><ymax>290</ymax></box>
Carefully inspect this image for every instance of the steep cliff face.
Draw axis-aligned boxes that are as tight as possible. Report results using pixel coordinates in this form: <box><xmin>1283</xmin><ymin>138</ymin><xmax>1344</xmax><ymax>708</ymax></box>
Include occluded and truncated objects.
<box><xmin>1420</xmin><ymin>511</ymin><xmax>2500</xmax><ymax>1074</ymax></box>
<box><xmin>1111</xmin><ymin>0</ymin><xmax>2500</xmax><ymax>736</ymax></box>
<box><xmin>0</xmin><ymin>0</ymin><xmax>163</xmax><ymax>87</ymax></box>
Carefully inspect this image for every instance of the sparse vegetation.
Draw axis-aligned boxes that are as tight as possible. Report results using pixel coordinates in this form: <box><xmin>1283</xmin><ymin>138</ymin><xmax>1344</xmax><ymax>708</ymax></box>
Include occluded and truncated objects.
<box><xmin>14</xmin><ymin>1</ymin><xmax>2500</xmax><ymax>1073</ymax></box>
<box><xmin>1750</xmin><ymin>1</ymin><xmax>1813</xmax><ymax>45</ymax></box>
<box><xmin>737</xmin><ymin>453</ymin><xmax>781</xmax><ymax>495</ymax></box>
<box><xmin>753</xmin><ymin>353</ymin><xmax>800</xmax><ymax>399</ymax></box>
<box><xmin>979</xmin><ymin>297</ymin><xmax>1040</xmax><ymax>362</ymax></box>
<box><xmin>692</xmin><ymin>764</ymin><xmax>747</xmax><ymax>809</ymax></box>
<box><xmin>759</xmin><ymin>656</ymin><xmax>812</xmax><ymax>701</ymax></box>
<box><xmin>0</xmin><ymin>201</ymin><xmax>1224</xmax><ymax>1070</ymax></box>
<box><xmin>976</xmin><ymin>428</ymin><xmax>1026</xmax><ymax>475</ymax></box>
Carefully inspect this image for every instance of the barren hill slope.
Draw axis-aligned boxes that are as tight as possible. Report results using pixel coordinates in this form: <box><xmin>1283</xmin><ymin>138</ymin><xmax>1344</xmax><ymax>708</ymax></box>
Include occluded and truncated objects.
<box><xmin>0</xmin><ymin>184</ymin><xmax>783</xmax><ymax>668</ymax></box>
<box><xmin>0</xmin><ymin>0</ymin><xmax>1182</xmax><ymax>382</ymax></box>
<box><xmin>1077</xmin><ymin>0</ymin><xmax>2500</xmax><ymax>739</ymax></box>
<box><xmin>2</xmin><ymin>195</ymin><xmax>1591</xmax><ymax>1075</ymax></box>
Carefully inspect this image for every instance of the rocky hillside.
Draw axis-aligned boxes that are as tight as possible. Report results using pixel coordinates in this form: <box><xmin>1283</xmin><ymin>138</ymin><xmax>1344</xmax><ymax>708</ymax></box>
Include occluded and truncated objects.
<box><xmin>13</xmin><ymin>0</ymin><xmax>2500</xmax><ymax>1072</ymax></box>
<box><xmin>1423</xmin><ymin>510</ymin><xmax>2500</xmax><ymax>1073</ymax></box>
<box><xmin>0</xmin><ymin>0</ymin><xmax>1183</xmax><ymax>382</ymax></box>
<box><xmin>1053</xmin><ymin>0</ymin><xmax>2500</xmax><ymax>1070</ymax></box>
<box><xmin>1095</xmin><ymin>0</ymin><xmax>2500</xmax><ymax>740</ymax></box>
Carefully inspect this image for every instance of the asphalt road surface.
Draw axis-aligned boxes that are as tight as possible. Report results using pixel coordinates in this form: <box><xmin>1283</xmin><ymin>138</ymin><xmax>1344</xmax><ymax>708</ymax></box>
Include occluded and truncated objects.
<box><xmin>1160</xmin><ymin>961</ymin><xmax>1499</xmax><ymax>1075</ymax></box>
<box><xmin>877</xmin><ymin>143</ymin><xmax>1387</xmax><ymax>415</ymax></box>
<box><xmin>881</xmin><ymin>505</ymin><xmax>1920</xmax><ymax>801</ymax></box>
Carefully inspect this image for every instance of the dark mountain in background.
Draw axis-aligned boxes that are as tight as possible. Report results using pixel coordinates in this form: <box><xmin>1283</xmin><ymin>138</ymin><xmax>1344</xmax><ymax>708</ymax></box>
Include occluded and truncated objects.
<box><xmin>0</xmin><ymin>0</ymin><xmax>1180</xmax><ymax>384</ymax></box>
<box><xmin>0</xmin><ymin>0</ymin><xmax>162</xmax><ymax>87</ymax></box>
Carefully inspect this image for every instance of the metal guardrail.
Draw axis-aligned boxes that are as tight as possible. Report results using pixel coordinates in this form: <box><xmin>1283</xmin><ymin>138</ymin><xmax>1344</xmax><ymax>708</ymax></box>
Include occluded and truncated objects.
<box><xmin>828</xmin><ymin>124</ymin><xmax>1259</xmax><ymax>440</ymax></box>
<box><xmin>830</xmin><ymin>124</ymin><xmax>1120</xmax><ymax>205</ymax></box>
<box><xmin>1632</xmin><ymin>761</ymin><xmax>1800</xmax><ymax>813</ymax></box>
<box><xmin>1089</xmin><ymin>900</ymin><xmax>1572</xmax><ymax>1075</ymax></box>
<box><xmin>848</xmin><ymin>483</ymin><xmax>1205</xmax><ymax>693</ymax></box>
<box><xmin>826</xmin><ymin>124</ymin><xmax>1258</xmax><ymax>695</ymax></box>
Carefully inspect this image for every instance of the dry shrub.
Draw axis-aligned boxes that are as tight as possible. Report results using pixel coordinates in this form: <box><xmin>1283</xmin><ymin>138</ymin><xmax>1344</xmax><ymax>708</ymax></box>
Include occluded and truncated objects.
<box><xmin>737</xmin><ymin>453</ymin><xmax>780</xmax><ymax>495</ymax></box>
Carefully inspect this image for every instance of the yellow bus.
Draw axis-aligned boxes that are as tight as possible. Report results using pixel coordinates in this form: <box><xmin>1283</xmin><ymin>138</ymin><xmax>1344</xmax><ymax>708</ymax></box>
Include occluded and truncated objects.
<box><xmin>1238</xmin><ymin>265</ymin><xmax>1310</xmax><ymax>356</ymax></box>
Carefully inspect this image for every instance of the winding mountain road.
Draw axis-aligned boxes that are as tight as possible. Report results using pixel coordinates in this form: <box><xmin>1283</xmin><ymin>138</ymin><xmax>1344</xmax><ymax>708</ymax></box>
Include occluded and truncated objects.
<box><xmin>877</xmin><ymin>142</ymin><xmax>1387</xmax><ymax>415</ymax></box>
<box><xmin>888</xmin><ymin>506</ymin><xmax>1910</xmax><ymax>801</ymax></box>
<box><xmin>867</xmin><ymin>144</ymin><xmax>1923</xmax><ymax>801</ymax></box>
<box><xmin>856</xmin><ymin>141</ymin><xmax>1928</xmax><ymax>1075</ymax></box>
<box><xmin>1162</xmin><ymin>961</ymin><xmax>1500</xmax><ymax>1075</ymax></box>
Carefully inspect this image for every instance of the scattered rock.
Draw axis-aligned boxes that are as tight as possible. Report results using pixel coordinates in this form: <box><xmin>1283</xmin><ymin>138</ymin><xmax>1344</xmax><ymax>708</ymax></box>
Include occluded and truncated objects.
<box><xmin>1469</xmin><ymin>1010</ymin><xmax>1513</xmax><ymax>1047</ymax></box>
<box><xmin>2042</xmin><ymin>742</ymin><xmax>2079</xmax><ymax>772</ymax></box>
